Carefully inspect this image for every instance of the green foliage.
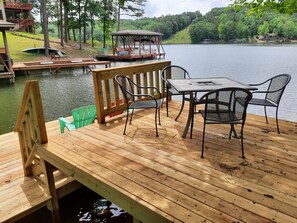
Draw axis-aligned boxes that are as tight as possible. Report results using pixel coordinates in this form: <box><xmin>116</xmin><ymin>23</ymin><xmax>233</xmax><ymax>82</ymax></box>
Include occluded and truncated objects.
<box><xmin>189</xmin><ymin>21</ymin><xmax>215</xmax><ymax>43</ymax></box>
<box><xmin>120</xmin><ymin>11</ymin><xmax>202</xmax><ymax>39</ymax></box>
<box><xmin>258</xmin><ymin>21</ymin><xmax>269</xmax><ymax>36</ymax></box>
<box><xmin>187</xmin><ymin>6</ymin><xmax>297</xmax><ymax>43</ymax></box>
<box><xmin>231</xmin><ymin>0</ymin><xmax>297</xmax><ymax>15</ymax></box>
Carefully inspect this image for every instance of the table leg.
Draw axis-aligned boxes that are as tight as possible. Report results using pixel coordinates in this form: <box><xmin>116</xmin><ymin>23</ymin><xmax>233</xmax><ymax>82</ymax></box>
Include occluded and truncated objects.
<box><xmin>182</xmin><ymin>93</ymin><xmax>194</xmax><ymax>138</ymax></box>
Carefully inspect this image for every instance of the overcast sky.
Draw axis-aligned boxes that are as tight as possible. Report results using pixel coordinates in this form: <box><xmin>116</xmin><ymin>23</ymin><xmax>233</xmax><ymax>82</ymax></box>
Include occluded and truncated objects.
<box><xmin>143</xmin><ymin>0</ymin><xmax>231</xmax><ymax>17</ymax></box>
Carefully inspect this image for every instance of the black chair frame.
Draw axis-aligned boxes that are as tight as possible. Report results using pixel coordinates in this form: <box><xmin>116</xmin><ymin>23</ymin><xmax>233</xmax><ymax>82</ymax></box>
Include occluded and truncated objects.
<box><xmin>198</xmin><ymin>88</ymin><xmax>252</xmax><ymax>159</ymax></box>
<box><xmin>249</xmin><ymin>74</ymin><xmax>291</xmax><ymax>134</ymax></box>
<box><xmin>161</xmin><ymin>65</ymin><xmax>192</xmax><ymax>121</ymax></box>
<box><xmin>115</xmin><ymin>75</ymin><xmax>162</xmax><ymax>137</ymax></box>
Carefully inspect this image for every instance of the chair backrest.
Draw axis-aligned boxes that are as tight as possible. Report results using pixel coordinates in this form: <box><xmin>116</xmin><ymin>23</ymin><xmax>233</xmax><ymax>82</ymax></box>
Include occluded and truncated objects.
<box><xmin>72</xmin><ymin>105</ymin><xmax>97</xmax><ymax>129</ymax></box>
<box><xmin>266</xmin><ymin>74</ymin><xmax>291</xmax><ymax>105</ymax></box>
<box><xmin>202</xmin><ymin>88</ymin><xmax>252</xmax><ymax>122</ymax></box>
<box><xmin>161</xmin><ymin>65</ymin><xmax>190</xmax><ymax>82</ymax></box>
<box><xmin>115</xmin><ymin>75</ymin><xmax>135</xmax><ymax>103</ymax></box>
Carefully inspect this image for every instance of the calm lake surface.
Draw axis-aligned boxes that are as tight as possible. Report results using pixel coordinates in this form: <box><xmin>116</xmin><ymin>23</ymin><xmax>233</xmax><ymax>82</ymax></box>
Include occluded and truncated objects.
<box><xmin>1</xmin><ymin>44</ymin><xmax>297</xmax><ymax>135</ymax></box>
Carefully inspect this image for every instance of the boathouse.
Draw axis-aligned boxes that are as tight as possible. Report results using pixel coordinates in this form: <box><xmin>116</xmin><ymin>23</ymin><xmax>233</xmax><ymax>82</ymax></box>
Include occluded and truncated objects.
<box><xmin>98</xmin><ymin>30</ymin><xmax>166</xmax><ymax>61</ymax></box>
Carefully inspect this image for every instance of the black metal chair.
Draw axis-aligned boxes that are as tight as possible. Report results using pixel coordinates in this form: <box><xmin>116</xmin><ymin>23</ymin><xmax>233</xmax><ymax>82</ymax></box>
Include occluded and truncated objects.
<box><xmin>161</xmin><ymin>65</ymin><xmax>192</xmax><ymax>121</ymax></box>
<box><xmin>248</xmin><ymin>74</ymin><xmax>291</xmax><ymax>134</ymax></box>
<box><xmin>115</xmin><ymin>75</ymin><xmax>163</xmax><ymax>137</ymax></box>
<box><xmin>198</xmin><ymin>88</ymin><xmax>252</xmax><ymax>158</ymax></box>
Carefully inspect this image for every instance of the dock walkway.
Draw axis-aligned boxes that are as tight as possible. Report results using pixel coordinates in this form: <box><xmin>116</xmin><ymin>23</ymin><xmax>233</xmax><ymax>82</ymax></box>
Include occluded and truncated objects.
<box><xmin>12</xmin><ymin>58</ymin><xmax>111</xmax><ymax>74</ymax></box>
<box><xmin>2</xmin><ymin>101</ymin><xmax>297</xmax><ymax>222</ymax></box>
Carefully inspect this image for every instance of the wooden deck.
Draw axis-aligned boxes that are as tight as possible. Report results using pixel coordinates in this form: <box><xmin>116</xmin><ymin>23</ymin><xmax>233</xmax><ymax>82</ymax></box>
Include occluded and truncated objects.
<box><xmin>0</xmin><ymin>120</ymin><xmax>81</xmax><ymax>223</ymax></box>
<box><xmin>2</xmin><ymin>100</ymin><xmax>297</xmax><ymax>222</ymax></box>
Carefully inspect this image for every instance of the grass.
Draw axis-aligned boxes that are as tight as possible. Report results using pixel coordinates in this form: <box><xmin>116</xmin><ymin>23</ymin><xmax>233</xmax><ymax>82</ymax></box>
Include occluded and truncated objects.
<box><xmin>0</xmin><ymin>31</ymin><xmax>101</xmax><ymax>63</ymax></box>
<box><xmin>0</xmin><ymin>28</ymin><xmax>191</xmax><ymax>63</ymax></box>
<box><xmin>163</xmin><ymin>27</ymin><xmax>191</xmax><ymax>44</ymax></box>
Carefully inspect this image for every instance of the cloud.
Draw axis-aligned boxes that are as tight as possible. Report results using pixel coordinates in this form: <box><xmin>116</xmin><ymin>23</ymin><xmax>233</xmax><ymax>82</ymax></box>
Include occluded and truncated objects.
<box><xmin>144</xmin><ymin>0</ymin><xmax>231</xmax><ymax>17</ymax></box>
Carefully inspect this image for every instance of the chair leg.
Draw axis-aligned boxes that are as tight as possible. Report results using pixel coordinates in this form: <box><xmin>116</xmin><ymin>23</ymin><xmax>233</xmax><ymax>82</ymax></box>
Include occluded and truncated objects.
<box><xmin>123</xmin><ymin>109</ymin><xmax>129</xmax><ymax>135</ymax></box>
<box><xmin>264</xmin><ymin>106</ymin><xmax>269</xmax><ymax>124</ymax></box>
<box><xmin>166</xmin><ymin>92</ymin><xmax>169</xmax><ymax>117</ymax></box>
<box><xmin>201</xmin><ymin>122</ymin><xmax>206</xmax><ymax>158</ymax></box>
<box><xmin>240</xmin><ymin>126</ymin><xmax>245</xmax><ymax>159</ymax></box>
<box><xmin>155</xmin><ymin>108</ymin><xmax>159</xmax><ymax>137</ymax></box>
<box><xmin>175</xmin><ymin>95</ymin><xmax>185</xmax><ymax>121</ymax></box>
<box><xmin>190</xmin><ymin>106</ymin><xmax>195</xmax><ymax>139</ymax></box>
<box><xmin>158</xmin><ymin>107</ymin><xmax>161</xmax><ymax>125</ymax></box>
<box><xmin>130</xmin><ymin>109</ymin><xmax>134</xmax><ymax>124</ymax></box>
<box><xmin>276</xmin><ymin>106</ymin><xmax>280</xmax><ymax>134</ymax></box>
<box><xmin>229</xmin><ymin>124</ymin><xmax>233</xmax><ymax>139</ymax></box>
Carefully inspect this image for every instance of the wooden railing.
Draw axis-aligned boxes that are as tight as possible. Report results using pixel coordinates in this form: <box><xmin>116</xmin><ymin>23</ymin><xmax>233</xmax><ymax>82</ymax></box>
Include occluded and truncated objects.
<box><xmin>15</xmin><ymin>80</ymin><xmax>61</xmax><ymax>222</ymax></box>
<box><xmin>92</xmin><ymin>60</ymin><xmax>171</xmax><ymax>123</ymax></box>
<box><xmin>15</xmin><ymin>80</ymin><xmax>48</xmax><ymax>179</ymax></box>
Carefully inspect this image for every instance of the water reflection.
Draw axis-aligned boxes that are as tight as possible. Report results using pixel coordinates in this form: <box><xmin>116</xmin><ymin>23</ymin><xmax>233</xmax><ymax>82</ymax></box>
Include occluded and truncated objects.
<box><xmin>78</xmin><ymin>198</ymin><xmax>131</xmax><ymax>223</ymax></box>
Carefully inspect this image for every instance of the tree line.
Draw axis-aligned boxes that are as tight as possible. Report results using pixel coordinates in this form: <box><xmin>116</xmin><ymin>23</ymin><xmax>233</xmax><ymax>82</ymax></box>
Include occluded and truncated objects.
<box><xmin>121</xmin><ymin>7</ymin><xmax>297</xmax><ymax>43</ymax></box>
<box><xmin>188</xmin><ymin>7</ymin><xmax>297</xmax><ymax>43</ymax></box>
<box><xmin>34</xmin><ymin>0</ymin><xmax>297</xmax><ymax>56</ymax></box>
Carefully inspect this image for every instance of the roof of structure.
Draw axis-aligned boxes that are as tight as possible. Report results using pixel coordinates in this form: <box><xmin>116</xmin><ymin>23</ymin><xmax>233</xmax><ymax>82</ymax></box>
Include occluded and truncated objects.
<box><xmin>111</xmin><ymin>30</ymin><xmax>163</xmax><ymax>36</ymax></box>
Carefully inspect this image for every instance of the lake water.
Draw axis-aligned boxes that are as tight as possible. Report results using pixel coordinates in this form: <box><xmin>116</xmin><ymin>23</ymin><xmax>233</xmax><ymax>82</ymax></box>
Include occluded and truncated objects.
<box><xmin>1</xmin><ymin>44</ymin><xmax>297</xmax><ymax>135</ymax></box>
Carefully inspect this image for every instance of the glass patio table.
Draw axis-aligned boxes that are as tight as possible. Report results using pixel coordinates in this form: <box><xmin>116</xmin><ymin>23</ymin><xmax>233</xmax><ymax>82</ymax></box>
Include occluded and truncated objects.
<box><xmin>167</xmin><ymin>77</ymin><xmax>257</xmax><ymax>138</ymax></box>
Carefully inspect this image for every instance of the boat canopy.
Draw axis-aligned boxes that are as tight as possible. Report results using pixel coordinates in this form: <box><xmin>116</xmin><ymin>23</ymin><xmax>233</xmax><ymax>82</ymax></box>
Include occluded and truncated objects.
<box><xmin>110</xmin><ymin>29</ymin><xmax>165</xmax><ymax>59</ymax></box>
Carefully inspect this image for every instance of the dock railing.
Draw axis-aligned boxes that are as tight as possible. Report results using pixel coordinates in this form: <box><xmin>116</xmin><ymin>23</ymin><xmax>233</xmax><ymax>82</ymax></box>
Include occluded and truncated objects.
<box><xmin>15</xmin><ymin>80</ymin><xmax>61</xmax><ymax>222</ymax></box>
<box><xmin>15</xmin><ymin>80</ymin><xmax>48</xmax><ymax>178</ymax></box>
<box><xmin>92</xmin><ymin>60</ymin><xmax>171</xmax><ymax>123</ymax></box>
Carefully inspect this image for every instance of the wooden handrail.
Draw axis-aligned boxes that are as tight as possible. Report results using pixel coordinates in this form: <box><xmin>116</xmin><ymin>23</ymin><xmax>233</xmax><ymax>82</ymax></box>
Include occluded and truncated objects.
<box><xmin>92</xmin><ymin>61</ymin><xmax>171</xmax><ymax>123</ymax></box>
<box><xmin>15</xmin><ymin>80</ymin><xmax>47</xmax><ymax>178</ymax></box>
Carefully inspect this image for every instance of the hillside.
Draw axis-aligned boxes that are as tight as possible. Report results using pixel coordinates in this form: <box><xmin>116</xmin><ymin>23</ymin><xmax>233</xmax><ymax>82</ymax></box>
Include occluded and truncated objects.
<box><xmin>163</xmin><ymin>27</ymin><xmax>191</xmax><ymax>44</ymax></box>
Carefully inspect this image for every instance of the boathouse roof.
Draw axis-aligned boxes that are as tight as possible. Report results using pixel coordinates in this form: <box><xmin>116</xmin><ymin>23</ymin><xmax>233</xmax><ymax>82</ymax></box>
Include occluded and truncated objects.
<box><xmin>111</xmin><ymin>30</ymin><xmax>163</xmax><ymax>36</ymax></box>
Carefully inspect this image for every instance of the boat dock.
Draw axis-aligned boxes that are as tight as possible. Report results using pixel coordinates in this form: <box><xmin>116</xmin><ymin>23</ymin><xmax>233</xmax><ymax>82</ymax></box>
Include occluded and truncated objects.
<box><xmin>1</xmin><ymin>102</ymin><xmax>297</xmax><ymax>222</ymax></box>
<box><xmin>2</xmin><ymin>61</ymin><xmax>297</xmax><ymax>222</ymax></box>
<box><xmin>12</xmin><ymin>58</ymin><xmax>111</xmax><ymax>74</ymax></box>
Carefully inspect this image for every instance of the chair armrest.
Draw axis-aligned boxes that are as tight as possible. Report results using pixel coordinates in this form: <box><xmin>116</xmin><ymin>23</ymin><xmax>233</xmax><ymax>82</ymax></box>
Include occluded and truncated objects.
<box><xmin>249</xmin><ymin>78</ymin><xmax>271</xmax><ymax>87</ymax></box>
<box><xmin>132</xmin><ymin>86</ymin><xmax>162</xmax><ymax>100</ymax></box>
<box><xmin>252</xmin><ymin>88</ymin><xmax>283</xmax><ymax>94</ymax></box>
<box><xmin>58</xmin><ymin>117</ymin><xmax>75</xmax><ymax>133</ymax></box>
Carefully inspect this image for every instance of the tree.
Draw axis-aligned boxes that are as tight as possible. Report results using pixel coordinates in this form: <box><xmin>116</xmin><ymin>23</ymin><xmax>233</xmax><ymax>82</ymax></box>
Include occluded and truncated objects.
<box><xmin>189</xmin><ymin>21</ymin><xmax>215</xmax><ymax>43</ymax></box>
<box><xmin>258</xmin><ymin>21</ymin><xmax>269</xmax><ymax>36</ymax></box>
<box><xmin>99</xmin><ymin>0</ymin><xmax>117</xmax><ymax>48</ymax></box>
<box><xmin>231</xmin><ymin>0</ymin><xmax>297</xmax><ymax>15</ymax></box>
<box><xmin>117</xmin><ymin>0</ymin><xmax>146</xmax><ymax>30</ymax></box>
<box><xmin>40</xmin><ymin>0</ymin><xmax>50</xmax><ymax>56</ymax></box>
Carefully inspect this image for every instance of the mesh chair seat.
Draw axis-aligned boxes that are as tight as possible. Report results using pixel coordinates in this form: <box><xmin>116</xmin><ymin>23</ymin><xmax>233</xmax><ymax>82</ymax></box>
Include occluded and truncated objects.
<box><xmin>200</xmin><ymin>110</ymin><xmax>243</xmax><ymax>124</ymax></box>
<box><xmin>130</xmin><ymin>99</ymin><xmax>163</xmax><ymax>109</ymax></box>
<box><xmin>249</xmin><ymin>98</ymin><xmax>276</xmax><ymax>107</ymax></box>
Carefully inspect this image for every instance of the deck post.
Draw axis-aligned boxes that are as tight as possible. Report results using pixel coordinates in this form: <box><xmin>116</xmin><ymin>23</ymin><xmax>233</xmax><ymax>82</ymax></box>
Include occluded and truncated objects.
<box><xmin>44</xmin><ymin>160</ymin><xmax>62</xmax><ymax>223</ymax></box>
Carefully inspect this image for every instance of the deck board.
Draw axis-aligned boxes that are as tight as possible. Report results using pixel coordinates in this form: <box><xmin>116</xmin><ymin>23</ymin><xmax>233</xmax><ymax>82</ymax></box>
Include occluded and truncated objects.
<box><xmin>1</xmin><ymin>100</ymin><xmax>297</xmax><ymax>222</ymax></box>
